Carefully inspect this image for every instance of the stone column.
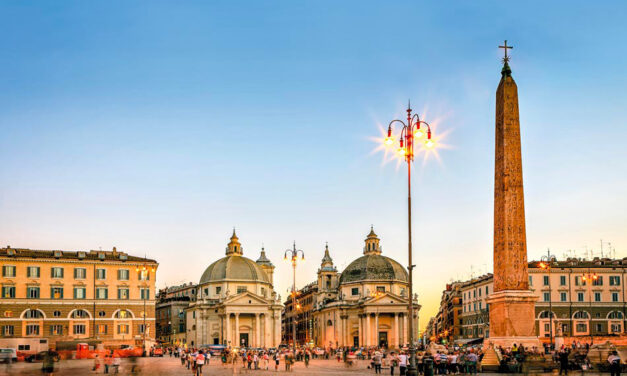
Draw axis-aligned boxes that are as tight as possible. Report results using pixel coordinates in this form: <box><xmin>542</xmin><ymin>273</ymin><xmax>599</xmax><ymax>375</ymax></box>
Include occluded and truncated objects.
<box><xmin>394</xmin><ymin>313</ymin><xmax>400</xmax><ymax>347</ymax></box>
<box><xmin>403</xmin><ymin>314</ymin><xmax>408</xmax><ymax>345</ymax></box>
<box><xmin>255</xmin><ymin>313</ymin><xmax>260</xmax><ymax>347</ymax></box>
<box><xmin>374</xmin><ymin>313</ymin><xmax>379</xmax><ymax>347</ymax></box>
<box><xmin>235</xmin><ymin>313</ymin><xmax>240</xmax><ymax>347</ymax></box>
<box><xmin>366</xmin><ymin>314</ymin><xmax>371</xmax><ymax>346</ymax></box>
<box><xmin>225</xmin><ymin>313</ymin><xmax>231</xmax><ymax>346</ymax></box>
<box><xmin>358</xmin><ymin>315</ymin><xmax>363</xmax><ymax>346</ymax></box>
<box><xmin>264</xmin><ymin>314</ymin><xmax>270</xmax><ymax>348</ymax></box>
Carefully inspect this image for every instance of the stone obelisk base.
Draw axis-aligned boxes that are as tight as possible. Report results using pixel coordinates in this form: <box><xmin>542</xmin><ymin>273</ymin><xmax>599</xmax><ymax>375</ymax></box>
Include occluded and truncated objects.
<box><xmin>484</xmin><ymin>290</ymin><xmax>541</xmax><ymax>350</ymax></box>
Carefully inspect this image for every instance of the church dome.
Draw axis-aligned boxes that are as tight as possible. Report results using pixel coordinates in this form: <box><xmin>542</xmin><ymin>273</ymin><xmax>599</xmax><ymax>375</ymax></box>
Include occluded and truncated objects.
<box><xmin>198</xmin><ymin>230</ymin><xmax>270</xmax><ymax>285</ymax></box>
<box><xmin>339</xmin><ymin>227</ymin><xmax>408</xmax><ymax>284</ymax></box>
<box><xmin>339</xmin><ymin>254</ymin><xmax>407</xmax><ymax>284</ymax></box>
<box><xmin>199</xmin><ymin>255</ymin><xmax>270</xmax><ymax>284</ymax></box>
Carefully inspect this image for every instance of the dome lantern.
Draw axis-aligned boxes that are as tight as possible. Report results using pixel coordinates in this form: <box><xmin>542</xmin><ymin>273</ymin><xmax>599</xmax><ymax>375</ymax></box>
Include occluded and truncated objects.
<box><xmin>226</xmin><ymin>228</ymin><xmax>243</xmax><ymax>256</ymax></box>
<box><xmin>363</xmin><ymin>226</ymin><xmax>382</xmax><ymax>255</ymax></box>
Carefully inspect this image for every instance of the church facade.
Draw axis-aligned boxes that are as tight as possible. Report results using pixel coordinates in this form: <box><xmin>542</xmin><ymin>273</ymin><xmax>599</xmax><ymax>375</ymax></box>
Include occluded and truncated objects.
<box><xmin>185</xmin><ymin>231</ymin><xmax>282</xmax><ymax>348</ymax></box>
<box><xmin>309</xmin><ymin>228</ymin><xmax>420</xmax><ymax>348</ymax></box>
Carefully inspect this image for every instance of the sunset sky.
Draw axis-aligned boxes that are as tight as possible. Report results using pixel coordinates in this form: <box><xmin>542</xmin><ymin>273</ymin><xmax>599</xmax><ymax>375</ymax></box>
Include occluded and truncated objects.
<box><xmin>1</xmin><ymin>1</ymin><xmax>626</xmax><ymax>330</ymax></box>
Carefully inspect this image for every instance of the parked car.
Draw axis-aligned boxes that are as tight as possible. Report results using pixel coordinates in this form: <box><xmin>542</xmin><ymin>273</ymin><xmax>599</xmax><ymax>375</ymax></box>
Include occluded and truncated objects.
<box><xmin>0</xmin><ymin>348</ymin><xmax>17</xmax><ymax>363</ymax></box>
<box><xmin>25</xmin><ymin>351</ymin><xmax>60</xmax><ymax>363</ymax></box>
<box><xmin>151</xmin><ymin>347</ymin><xmax>164</xmax><ymax>357</ymax></box>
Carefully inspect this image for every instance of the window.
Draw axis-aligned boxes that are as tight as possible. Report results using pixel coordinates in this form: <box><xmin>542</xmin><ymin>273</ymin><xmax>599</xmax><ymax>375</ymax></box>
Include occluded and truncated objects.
<box><xmin>26</xmin><ymin>324</ymin><xmax>40</xmax><ymax>336</ymax></box>
<box><xmin>118</xmin><ymin>288</ymin><xmax>129</xmax><ymax>300</ymax></box>
<box><xmin>117</xmin><ymin>324</ymin><xmax>130</xmax><ymax>334</ymax></box>
<box><xmin>612</xmin><ymin>292</ymin><xmax>619</xmax><ymax>302</ymax></box>
<box><xmin>560</xmin><ymin>276</ymin><xmax>567</xmax><ymax>285</ymax></box>
<box><xmin>543</xmin><ymin>276</ymin><xmax>549</xmax><ymax>286</ymax></box>
<box><xmin>74</xmin><ymin>268</ymin><xmax>86</xmax><ymax>279</ymax></box>
<box><xmin>99</xmin><ymin>311</ymin><xmax>106</xmax><ymax>317</ymax></box>
<box><xmin>473</xmin><ymin>290</ymin><xmax>476</xmax><ymax>298</ymax></box>
<box><xmin>24</xmin><ymin>309</ymin><xmax>43</xmax><ymax>319</ymax></box>
<box><xmin>71</xmin><ymin>309</ymin><xmax>89</xmax><ymax>319</ymax></box>
<box><xmin>50</xmin><ymin>287</ymin><xmax>63</xmax><ymax>299</ymax></box>
<box><xmin>592</xmin><ymin>276</ymin><xmax>603</xmax><ymax>286</ymax></box>
<box><xmin>611</xmin><ymin>323</ymin><xmax>622</xmax><ymax>333</ymax></box>
<box><xmin>543</xmin><ymin>292</ymin><xmax>550</xmax><ymax>302</ymax></box>
<box><xmin>609</xmin><ymin>276</ymin><xmax>621</xmax><ymax>286</ymax></box>
<box><xmin>203</xmin><ymin>288</ymin><xmax>208</xmax><ymax>297</ymax></box>
<box><xmin>608</xmin><ymin>311</ymin><xmax>624</xmax><ymax>319</ymax></box>
<box><xmin>216</xmin><ymin>286</ymin><xmax>222</xmax><ymax>295</ymax></box>
<box><xmin>560</xmin><ymin>292</ymin><xmax>567</xmax><ymax>302</ymax></box>
<box><xmin>577</xmin><ymin>292</ymin><xmax>584</xmax><ymax>302</ymax></box>
<box><xmin>117</xmin><ymin>269</ymin><xmax>129</xmax><ymax>281</ymax></box>
<box><xmin>96</xmin><ymin>269</ymin><xmax>106</xmax><ymax>280</ymax></box>
<box><xmin>138</xmin><ymin>270</ymin><xmax>150</xmax><ymax>281</ymax></box>
<box><xmin>27</xmin><ymin>287</ymin><xmax>40</xmax><ymax>299</ymax></box>
<box><xmin>139</xmin><ymin>324</ymin><xmax>146</xmax><ymax>334</ymax></box>
<box><xmin>51</xmin><ymin>267</ymin><xmax>64</xmax><ymax>278</ymax></box>
<box><xmin>140</xmin><ymin>288</ymin><xmax>150</xmax><ymax>300</ymax></box>
<box><xmin>27</xmin><ymin>266</ymin><xmax>40</xmax><ymax>278</ymax></box>
<box><xmin>261</xmin><ymin>287</ymin><xmax>266</xmax><ymax>297</ymax></box>
<box><xmin>115</xmin><ymin>310</ymin><xmax>131</xmax><ymax>319</ymax></box>
<box><xmin>594</xmin><ymin>292</ymin><xmax>601</xmax><ymax>302</ymax></box>
<box><xmin>97</xmin><ymin>324</ymin><xmax>108</xmax><ymax>334</ymax></box>
<box><xmin>544</xmin><ymin>323</ymin><xmax>550</xmax><ymax>333</ymax></box>
<box><xmin>236</xmin><ymin>286</ymin><xmax>247</xmax><ymax>294</ymax></box>
<box><xmin>96</xmin><ymin>287</ymin><xmax>108</xmax><ymax>300</ymax></box>
<box><xmin>529</xmin><ymin>276</ymin><xmax>533</xmax><ymax>286</ymax></box>
<box><xmin>574</xmin><ymin>311</ymin><xmax>590</xmax><ymax>319</ymax></box>
<box><xmin>73</xmin><ymin>324</ymin><xmax>86</xmax><ymax>335</ymax></box>
<box><xmin>576</xmin><ymin>323</ymin><xmax>588</xmax><ymax>333</ymax></box>
<box><xmin>2</xmin><ymin>326</ymin><xmax>14</xmax><ymax>336</ymax></box>
<box><xmin>486</xmin><ymin>286</ymin><xmax>489</xmax><ymax>294</ymax></box>
<box><xmin>50</xmin><ymin>325</ymin><xmax>63</xmax><ymax>335</ymax></box>
<box><xmin>2</xmin><ymin>266</ymin><xmax>16</xmax><ymax>278</ymax></box>
<box><xmin>575</xmin><ymin>276</ymin><xmax>584</xmax><ymax>286</ymax></box>
<box><xmin>1</xmin><ymin>286</ymin><xmax>15</xmax><ymax>298</ymax></box>
<box><xmin>74</xmin><ymin>287</ymin><xmax>86</xmax><ymax>299</ymax></box>
<box><xmin>595</xmin><ymin>323</ymin><xmax>603</xmax><ymax>332</ymax></box>
<box><xmin>479</xmin><ymin>288</ymin><xmax>482</xmax><ymax>297</ymax></box>
<box><xmin>539</xmin><ymin>311</ymin><xmax>554</xmax><ymax>318</ymax></box>
<box><xmin>18</xmin><ymin>344</ymin><xmax>30</xmax><ymax>351</ymax></box>
<box><xmin>479</xmin><ymin>302</ymin><xmax>482</xmax><ymax>310</ymax></box>
<box><xmin>376</xmin><ymin>286</ymin><xmax>385</xmax><ymax>293</ymax></box>
<box><xmin>53</xmin><ymin>311</ymin><xmax>61</xmax><ymax>317</ymax></box>
<box><xmin>351</xmin><ymin>287</ymin><xmax>359</xmax><ymax>296</ymax></box>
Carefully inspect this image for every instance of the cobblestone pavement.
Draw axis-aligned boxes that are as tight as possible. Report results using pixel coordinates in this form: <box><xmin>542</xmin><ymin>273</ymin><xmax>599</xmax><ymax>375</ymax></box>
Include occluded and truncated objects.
<box><xmin>0</xmin><ymin>356</ymin><xmax>605</xmax><ymax>376</ymax></box>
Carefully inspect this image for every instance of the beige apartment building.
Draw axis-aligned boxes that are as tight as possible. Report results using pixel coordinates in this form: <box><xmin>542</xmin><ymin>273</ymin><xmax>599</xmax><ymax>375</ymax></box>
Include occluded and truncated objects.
<box><xmin>455</xmin><ymin>257</ymin><xmax>627</xmax><ymax>344</ymax></box>
<box><xmin>0</xmin><ymin>246</ymin><xmax>158</xmax><ymax>351</ymax></box>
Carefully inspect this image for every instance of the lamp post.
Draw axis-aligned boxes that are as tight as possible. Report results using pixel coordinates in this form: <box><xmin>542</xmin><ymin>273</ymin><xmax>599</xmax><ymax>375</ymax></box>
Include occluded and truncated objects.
<box><xmin>382</xmin><ymin>102</ymin><xmax>435</xmax><ymax>376</ymax></box>
<box><xmin>538</xmin><ymin>250</ymin><xmax>556</xmax><ymax>349</ymax></box>
<box><xmin>136</xmin><ymin>259</ymin><xmax>156</xmax><ymax>356</ymax></box>
<box><xmin>581</xmin><ymin>268</ymin><xmax>598</xmax><ymax>344</ymax></box>
<box><xmin>285</xmin><ymin>243</ymin><xmax>304</xmax><ymax>354</ymax></box>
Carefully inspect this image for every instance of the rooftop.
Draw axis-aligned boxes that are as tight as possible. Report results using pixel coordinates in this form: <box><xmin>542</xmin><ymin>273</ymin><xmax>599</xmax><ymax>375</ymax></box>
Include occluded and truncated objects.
<box><xmin>0</xmin><ymin>246</ymin><xmax>157</xmax><ymax>264</ymax></box>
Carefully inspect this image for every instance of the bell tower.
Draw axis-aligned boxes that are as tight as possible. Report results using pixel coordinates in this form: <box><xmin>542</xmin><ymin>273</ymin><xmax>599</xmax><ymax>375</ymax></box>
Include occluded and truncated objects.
<box><xmin>317</xmin><ymin>243</ymin><xmax>338</xmax><ymax>292</ymax></box>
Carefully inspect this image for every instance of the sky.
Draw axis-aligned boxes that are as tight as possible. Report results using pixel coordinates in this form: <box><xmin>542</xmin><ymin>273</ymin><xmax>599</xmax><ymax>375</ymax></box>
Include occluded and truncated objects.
<box><xmin>1</xmin><ymin>1</ymin><xmax>626</xmax><ymax>331</ymax></box>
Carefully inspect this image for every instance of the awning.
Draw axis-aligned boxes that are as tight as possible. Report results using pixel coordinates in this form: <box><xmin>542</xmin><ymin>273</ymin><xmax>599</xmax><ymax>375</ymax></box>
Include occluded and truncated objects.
<box><xmin>454</xmin><ymin>338</ymin><xmax>484</xmax><ymax>345</ymax></box>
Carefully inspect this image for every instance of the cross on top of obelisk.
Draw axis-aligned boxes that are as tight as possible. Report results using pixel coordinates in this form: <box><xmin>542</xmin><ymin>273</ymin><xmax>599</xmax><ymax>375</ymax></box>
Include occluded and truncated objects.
<box><xmin>499</xmin><ymin>40</ymin><xmax>513</xmax><ymax>63</ymax></box>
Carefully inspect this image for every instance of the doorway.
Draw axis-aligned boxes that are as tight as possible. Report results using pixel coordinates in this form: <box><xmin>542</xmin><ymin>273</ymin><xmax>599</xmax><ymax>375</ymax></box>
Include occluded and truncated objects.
<box><xmin>240</xmin><ymin>333</ymin><xmax>249</xmax><ymax>347</ymax></box>
<box><xmin>353</xmin><ymin>336</ymin><xmax>359</xmax><ymax>347</ymax></box>
<box><xmin>378</xmin><ymin>332</ymin><xmax>388</xmax><ymax>348</ymax></box>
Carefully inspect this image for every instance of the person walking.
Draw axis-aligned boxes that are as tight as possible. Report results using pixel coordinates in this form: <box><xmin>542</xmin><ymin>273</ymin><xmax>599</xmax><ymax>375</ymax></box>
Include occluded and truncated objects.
<box><xmin>558</xmin><ymin>349</ymin><xmax>569</xmax><ymax>375</ymax></box>
<box><xmin>274</xmin><ymin>352</ymin><xmax>280</xmax><ymax>371</ymax></box>
<box><xmin>195</xmin><ymin>350</ymin><xmax>205</xmax><ymax>375</ymax></box>
<box><xmin>399</xmin><ymin>351</ymin><xmax>408</xmax><ymax>376</ymax></box>
<box><xmin>390</xmin><ymin>352</ymin><xmax>399</xmax><ymax>375</ymax></box>
<box><xmin>42</xmin><ymin>349</ymin><xmax>55</xmax><ymax>376</ymax></box>
<box><xmin>373</xmin><ymin>352</ymin><xmax>383</xmax><ymax>374</ymax></box>
<box><xmin>608</xmin><ymin>351</ymin><xmax>621</xmax><ymax>376</ymax></box>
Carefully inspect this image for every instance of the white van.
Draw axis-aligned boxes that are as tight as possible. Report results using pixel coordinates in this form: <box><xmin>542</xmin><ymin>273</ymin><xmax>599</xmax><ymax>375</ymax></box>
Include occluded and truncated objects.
<box><xmin>0</xmin><ymin>348</ymin><xmax>18</xmax><ymax>363</ymax></box>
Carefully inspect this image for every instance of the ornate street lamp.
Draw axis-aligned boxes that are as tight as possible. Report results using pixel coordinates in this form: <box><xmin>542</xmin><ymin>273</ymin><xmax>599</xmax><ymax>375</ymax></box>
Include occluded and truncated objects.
<box><xmin>136</xmin><ymin>259</ymin><xmax>156</xmax><ymax>356</ymax></box>
<box><xmin>382</xmin><ymin>102</ymin><xmax>435</xmax><ymax>376</ymax></box>
<box><xmin>538</xmin><ymin>250</ymin><xmax>556</xmax><ymax>348</ymax></box>
<box><xmin>285</xmin><ymin>243</ymin><xmax>304</xmax><ymax>354</ymax></box>
<box><xmin>581</xmin><ymin>268</ymin><xmax>598</xmax><ymax>344</ymax></box>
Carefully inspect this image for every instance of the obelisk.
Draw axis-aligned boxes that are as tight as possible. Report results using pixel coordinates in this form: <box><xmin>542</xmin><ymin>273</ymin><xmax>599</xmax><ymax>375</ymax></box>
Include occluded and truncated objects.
<box><xmin>485</xmin><ymin>41</ymin><xmax>540</xmax><ymax>349</ymax></box>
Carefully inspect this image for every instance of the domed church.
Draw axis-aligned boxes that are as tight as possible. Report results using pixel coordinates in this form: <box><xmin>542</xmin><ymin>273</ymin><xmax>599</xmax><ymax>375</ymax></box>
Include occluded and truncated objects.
<box><xmin>186</xmin><ymin>231</ymin><xmax>282</xmax><ymax>348</ymax></box>
<box><xmin>312</xmin><ymin>227</ymin><xmax>420</xmax><ymax>348</ymax></box>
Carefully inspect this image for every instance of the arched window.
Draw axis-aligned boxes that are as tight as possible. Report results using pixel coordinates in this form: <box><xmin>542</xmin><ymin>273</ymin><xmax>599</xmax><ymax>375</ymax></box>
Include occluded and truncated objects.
<box><xmin>573</xmin><ymin>311</ymin><xmax>590</xmax><ymax>319</ymax></box>
<box><xmin>539</xmin><ymin>311</ymin><xmax>555</xmax><ymax>319</ymax></box>
<box><xmin>71</xmin><ymin>309</ymin><xmax>90</xmax><ymax>319</ymax></box>
<box><xmin>114</xmin><ymin>310</ymin><xmax>132</xmax><ymax>319</ymax></box>
<box><xmin>23</xmin><ymin>309</ymin><xmax>44</xmax><ymax>319</ymax></box>
<box><xmin>608</xmin><ymin>311</ymin><xmax>624</xmax><ymax>319</ymax></box>
<box><xmin>327</xmin><ymin>320</ymin><xmax>333</xmax><ymax>326</ymax></box>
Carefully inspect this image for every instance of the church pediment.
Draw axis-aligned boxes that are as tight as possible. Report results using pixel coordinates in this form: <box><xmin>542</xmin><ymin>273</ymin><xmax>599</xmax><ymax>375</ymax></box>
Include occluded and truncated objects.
<box><xmin>364</xmin><ymin>292</ymin><xmax>407</xmax><ymax>306</ymax></box>
<box><xmin>222</xmin><ymin>291</ymin><xmax>269</xmax><ymax>306</ymax></box>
